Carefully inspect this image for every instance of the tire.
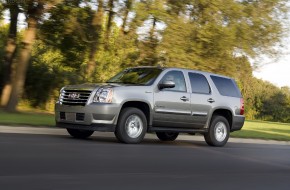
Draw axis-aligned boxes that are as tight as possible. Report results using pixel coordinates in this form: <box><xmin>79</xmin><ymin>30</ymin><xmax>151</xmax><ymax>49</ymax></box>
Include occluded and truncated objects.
<box><xmin>204</xmin><ymin>115</ymin><xmax>230</xmax><ymax>147</ymax></box>
<box><xmin>156</xmin><ymin>132</ymin><xmax>179</xmax><ymax>141</ymax></box>
<box><xmin>115</xmin><ymin>107</ymin><xmax>147</xmax><ymax>144</ymax></box>
<box><xmin>67</xmin><ymin>128</ymin><xmax>94</xmax><ymax>139</ymax></box>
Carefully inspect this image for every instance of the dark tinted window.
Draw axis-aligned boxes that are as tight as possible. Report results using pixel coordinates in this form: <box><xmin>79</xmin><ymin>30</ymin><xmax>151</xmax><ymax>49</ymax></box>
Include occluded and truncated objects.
<box><xmin>160</xmin><ymin>71</ymin><xmax>186</xmax><ymax>92</ymax></box>
<box><xmin>188</xmin><ymin>73</ymin><xmax>211</xmax><ymax>94</ymax></box>
<box><xmin>107</xmin><ymin>68</ymin><xmax>162</xmax><ymax>85</ymax></box>
<box><xmin>210</xmin><ymin>76</ymin><xmax>241</xmax><ymax>97</ymax></box>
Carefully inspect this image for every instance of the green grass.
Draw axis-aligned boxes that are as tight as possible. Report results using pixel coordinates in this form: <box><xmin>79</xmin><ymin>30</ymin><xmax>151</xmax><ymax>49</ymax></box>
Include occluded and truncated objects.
<box><xmin>232</xmin><ymin>120</ymin><xmax>290</xmax><ymax>141</ymax></box>
<box><xmin>0</xmin><ymin>110</ymin><xmax>290</xmax><ymax>141</ymax></box>
<box><xmin>0</xmin><ymin>110</ymin><xmax>55</xmax><ymax>127</ymax></box>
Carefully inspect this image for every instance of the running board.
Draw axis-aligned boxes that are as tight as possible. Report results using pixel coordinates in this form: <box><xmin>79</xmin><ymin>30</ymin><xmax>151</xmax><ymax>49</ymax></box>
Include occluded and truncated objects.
<box><xmin>148</xmin><ymin>127</ymin><xmax>208</xmax><ymax>134</ymax></box>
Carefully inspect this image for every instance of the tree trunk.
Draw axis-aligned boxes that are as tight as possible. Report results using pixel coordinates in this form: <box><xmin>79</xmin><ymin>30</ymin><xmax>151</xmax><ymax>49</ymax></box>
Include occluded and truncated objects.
<box><xmin>149</xmin><ymin>17</ymin><xmax>157</xmax><ymax>43</ymax></box>
<box><xmin>5</xmin><ymin>3</ymin><xmax>43</xmax><ymax>112</ymax></box>
<box><xmin>104</xmin><ymin>0</ymin><xmax>114</xmax><ymax>48</ymax></box>
<box><xmin>1</xmin><ymin>5</ymin><xmax>19</xmax><ymax>107</ymax></box>
<box><xmin>86</xmin><ymin>42</ymin><xmax>98</xmax><ymax>80</ymax></box>
<box><xmin>145</xmin><ymin>17</ymin><xmax>158</xmax><ymax>66</ymax></box>
<box><xmin>121</xmin><ymin>0</ymin><xmax>132</xmax><ymax>34</ymax></box>
<box><xmin>86</xmin><ymin>0</ymin><xmax>104</xmax><ymax>79</ymax></box>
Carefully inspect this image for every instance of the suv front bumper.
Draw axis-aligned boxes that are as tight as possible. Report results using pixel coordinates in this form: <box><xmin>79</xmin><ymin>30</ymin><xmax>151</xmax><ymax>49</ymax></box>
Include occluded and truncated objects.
<box><xmin>55</xmin><ymin>102</ymin><xmax>120</xmax><ymax>132</ymax></box>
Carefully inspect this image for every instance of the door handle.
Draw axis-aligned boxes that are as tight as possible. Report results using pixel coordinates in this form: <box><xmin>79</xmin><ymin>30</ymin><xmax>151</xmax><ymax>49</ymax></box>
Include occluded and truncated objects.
<box><xmin>180</xmin><ymin>96</ymin><xmax>189</xmax><ymax>102</ymax></box>
<box><xmin>207</xmin><ymin>98</ymin><xmax>215</xmax><ymax>103</ymax></box>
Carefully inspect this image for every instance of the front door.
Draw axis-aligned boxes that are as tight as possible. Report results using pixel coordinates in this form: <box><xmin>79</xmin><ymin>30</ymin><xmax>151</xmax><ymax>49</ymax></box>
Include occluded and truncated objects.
<box><xmin>153</xmin><ymin>70</ymin><xmax>192</xmax><ymax>128</ymax></box>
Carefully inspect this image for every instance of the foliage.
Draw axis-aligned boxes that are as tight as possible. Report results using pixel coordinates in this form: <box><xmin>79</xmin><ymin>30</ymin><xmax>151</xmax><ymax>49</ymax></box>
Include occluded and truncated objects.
<box><xmin>24</xmin><ymin>40</ymin><xmax>80</xmax><ymax>109</ymax></box>
<box><xmin>240</xmin><ymin>77</ymin><xmax>290</xmax><ymax>122</ymax></box>
<box><xmin>0</xmin><ymin>3</ymin><xmax>4</xmax><ymax>19</ymax></box>
<box><xmin>160</xmin><ymin>0</ymin><xmax>288</xmax><ymax>72</ymax></box>
<box><xmin>0</xmin><ymin>0</ymin><xmax>289</xmax><ymax>122</ymax></box>
<box><xmin>258</xmin><ymin>86</ymin><xmax>290</xmax><ymax>122</ymax></box>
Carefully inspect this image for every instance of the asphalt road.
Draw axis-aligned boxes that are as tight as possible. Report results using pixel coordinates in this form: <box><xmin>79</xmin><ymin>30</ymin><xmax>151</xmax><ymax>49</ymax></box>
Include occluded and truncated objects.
<box><xmin>0</xmin><ymin>130</ymin><xmax>290</xmax><ymax>190</ymax></box>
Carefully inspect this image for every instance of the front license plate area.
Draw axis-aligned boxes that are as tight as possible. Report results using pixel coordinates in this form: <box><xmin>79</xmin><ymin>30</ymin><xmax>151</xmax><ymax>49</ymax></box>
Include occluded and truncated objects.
<box><xmin>66</xmin><ymin>113</ymin><xmax>75</xmax><ymax>122</ymax></box>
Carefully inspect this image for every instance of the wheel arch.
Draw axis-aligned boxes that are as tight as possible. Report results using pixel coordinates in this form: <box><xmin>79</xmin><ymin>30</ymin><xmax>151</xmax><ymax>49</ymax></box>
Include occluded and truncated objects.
<box><xmin>210</xmin><ymin>108</ymin><xmax>233</xmax><ymax>129</ymax></box>
<box><xmin>118</xmin><ymin>101</ymin><xmax>152</xmax><ymax>128</ymax></box>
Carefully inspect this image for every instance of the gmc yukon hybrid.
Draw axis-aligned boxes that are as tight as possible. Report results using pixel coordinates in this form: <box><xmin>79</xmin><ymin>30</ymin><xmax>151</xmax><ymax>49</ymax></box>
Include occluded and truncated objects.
<box><xmin>55</xmin><ymin>67</ymin><xmax>245</xmax><ymax>146</ymax></box>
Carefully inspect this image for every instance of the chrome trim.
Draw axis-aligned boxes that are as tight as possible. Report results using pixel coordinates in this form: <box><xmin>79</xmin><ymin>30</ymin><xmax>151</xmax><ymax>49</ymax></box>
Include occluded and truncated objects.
<box><xmin>192</xmin><ymin>112</ymin><xmax>208</xmax><ymax>116</ymax></box>
<box><xmin>155</xmin><ymin>108</ymin><xmax>191</xmax><ymax>115</ymax></box>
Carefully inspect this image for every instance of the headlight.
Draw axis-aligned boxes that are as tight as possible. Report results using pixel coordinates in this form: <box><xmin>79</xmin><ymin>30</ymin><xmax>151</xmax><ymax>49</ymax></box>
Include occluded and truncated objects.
<box><xmin>59</xmin><ymin>87</ymin><xmax>65</xmax><ymax>100</ymax></box>
<box><xmin>93</xmin><ymin>88</ymin><xmax>113</xmax><ymax>103</ymax></box>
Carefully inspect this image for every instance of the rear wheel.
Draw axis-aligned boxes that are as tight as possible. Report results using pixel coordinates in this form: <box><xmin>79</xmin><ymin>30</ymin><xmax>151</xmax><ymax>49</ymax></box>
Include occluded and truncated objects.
<box><xmin>67</xmin><ymin>128</ymin><xmax>94</xmax><ymax>139</ymax></box>
<box><xmin>204</xmin><ymin>115</ymin><xmax>230</xmax><ymax>147</ymax></box>
<box><xmin>115</xmin><ymin>107</ymin><xmax>147</xmax><ymax>144</ymax></box>
<box><xmin>156</xmin><ymin>132</ymin><xmax>179</xmax><ymax>141</ymax></box>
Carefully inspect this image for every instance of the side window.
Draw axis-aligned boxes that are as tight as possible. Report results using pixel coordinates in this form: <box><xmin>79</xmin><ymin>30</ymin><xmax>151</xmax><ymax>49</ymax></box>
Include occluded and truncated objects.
<box><xmin>210</xmin><ymin>76</ymin><xmax>242</xmax><ymax>97</ymax></box>
<box><xmin>188</xmin><ymin>73</ymin><xmax>211</xmax><ymax>94</ymax></box>
<box><xmin>160</xmin><ymin>71</ymin><xmax>186</xmax><ymax>92</ymax></box>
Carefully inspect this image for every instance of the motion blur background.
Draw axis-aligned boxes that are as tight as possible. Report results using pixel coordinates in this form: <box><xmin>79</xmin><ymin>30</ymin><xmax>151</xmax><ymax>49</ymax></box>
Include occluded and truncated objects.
<box><xmin>0</xmin><ymin>0</ymin><xmax>289</xmax><ymax>123</ymax></box>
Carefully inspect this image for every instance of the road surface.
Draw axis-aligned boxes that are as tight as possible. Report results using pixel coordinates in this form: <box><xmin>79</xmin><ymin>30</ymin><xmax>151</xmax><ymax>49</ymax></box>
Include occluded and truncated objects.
<box><xmin>0</xmin><ymin>126</ymin><xmax>290</xmax><ymax>190</ymax></box>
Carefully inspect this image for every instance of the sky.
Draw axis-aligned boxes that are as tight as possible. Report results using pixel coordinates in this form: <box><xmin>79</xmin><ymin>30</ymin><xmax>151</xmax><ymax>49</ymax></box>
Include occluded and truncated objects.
<box><xmin>253</xmin><ymin>3</ymin><xmax>290</xmax><ymax>88</ymax></box>
<box><xmin>253</xmin><ymin>54</ymin><xmax>290</xmax><ymax>88</ymax></box>
<box><xmin>253</xmin><ymin>17</ymin><xmax>290</xmax><ymax>88</ymax></box>
<box><xmin>253</xmin><ymin>59</ymin><xmax>290</xmax><ymax>88</ymax></box>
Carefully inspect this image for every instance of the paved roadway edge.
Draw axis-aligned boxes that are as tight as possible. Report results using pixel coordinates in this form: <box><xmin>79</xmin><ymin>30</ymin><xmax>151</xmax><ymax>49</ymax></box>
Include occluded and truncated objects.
<box><xmin>0</xmin><ymin>125</ymin><xmax>289</xmax><ymax>145</ymax></box>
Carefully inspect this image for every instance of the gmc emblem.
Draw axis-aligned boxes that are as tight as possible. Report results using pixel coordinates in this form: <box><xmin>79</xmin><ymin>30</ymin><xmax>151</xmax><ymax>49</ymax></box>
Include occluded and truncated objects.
<box><xmin>68</xmin><ymin>92</ymin><xmax>80</xmax><ymax>99</ymax></box>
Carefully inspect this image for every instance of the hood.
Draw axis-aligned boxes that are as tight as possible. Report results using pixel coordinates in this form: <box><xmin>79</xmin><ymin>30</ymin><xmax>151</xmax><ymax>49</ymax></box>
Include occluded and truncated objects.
<box><xmin>63</xmin><ymin>83</ymin><xmax>127</xmax><ymax>91</ymax></box>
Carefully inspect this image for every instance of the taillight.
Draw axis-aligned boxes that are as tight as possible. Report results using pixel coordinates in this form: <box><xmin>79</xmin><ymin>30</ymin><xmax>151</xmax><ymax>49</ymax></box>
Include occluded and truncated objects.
<box><xmin>240</xmin><ymin>98</ymin><xmax>244</xmax><ymax>115</ymax></box>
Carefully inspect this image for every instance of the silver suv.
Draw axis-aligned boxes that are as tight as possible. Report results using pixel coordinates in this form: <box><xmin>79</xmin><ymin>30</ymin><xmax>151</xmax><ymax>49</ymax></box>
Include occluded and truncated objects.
<box><xmin>55</xmin><ymin>67</ymin><xmax>245</xmax><ymax>146</ymax></box>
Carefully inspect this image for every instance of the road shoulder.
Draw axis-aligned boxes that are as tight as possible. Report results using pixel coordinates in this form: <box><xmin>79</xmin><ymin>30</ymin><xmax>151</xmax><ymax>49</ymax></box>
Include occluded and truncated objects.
<box><xmin>1</xmin><ymin>125</ymin><xmax>289</xmax><ymax>145</ymax></box>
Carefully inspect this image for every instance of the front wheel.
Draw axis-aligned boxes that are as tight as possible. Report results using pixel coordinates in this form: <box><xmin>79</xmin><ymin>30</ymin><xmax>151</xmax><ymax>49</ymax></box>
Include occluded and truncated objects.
<box><xmin>156</xmin><ymin>132</ymin><xmax>179</xmax><ymax>141</ymax></box>
<box><xmin>204</xmin><ymin>115</ymin><xmax>230</xmax><ymax>147</ymax></box>
<box><xmin>115</xmin><ymin>107</ymin><xmax>147</xmax><ymax>144</ymax></box>
<box><xmin>67</xmin><ymin>128</ymin><xmax>94</xmax><ymax>139</ymax></box>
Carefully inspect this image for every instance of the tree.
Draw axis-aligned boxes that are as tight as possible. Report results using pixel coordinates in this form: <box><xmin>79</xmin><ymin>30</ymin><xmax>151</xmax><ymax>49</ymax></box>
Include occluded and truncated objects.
<box><xmin>104</xmin><ymin>0</ymin><xmax>115</xmax><ymax>48</ymax></box>
<box><xmin>5</xmin><ymin>0</ymin><xmax>63</xmax><ymax>112</ymax></box>
<box><xmin>0</xmin><ymin>19</ymin><xmax>9</xmax><ymax>92</ymax></box>
<box><xmin>259</xmin><ymin>91</ymin><xmax>289</xmax><ymax>122</ymax></box>
<box><xmin>1</xmin><ymin>0</ymin><xmax>288</xmax><ymax>119</ymax></box>
<box><xmin>84</xmin><ymin>0</ymin><xmax>104</xmax><ymax>79</ymax></box>
<box><xmin>0</xmin><ymin>3</ymin><xmax>20</xmax><ymax>106</ymax></box>
<box><xmin>135</xmin><ymin>0</ymin><xmax>167</xmax><ymax>65</ymax></box>
<box><xmin>159</xmin><ymin>0</ymin><xmax>288</xmax><ymax>74</ymax></box>
<box><xmin>120</xmin><ymin>0</ymin><xmax>133</xmax><ymax>34</ymax></box>
<box><xmin>6</xmin><ymin>2</ymin><xmax>44</xmax><ymax>112</ymax></box>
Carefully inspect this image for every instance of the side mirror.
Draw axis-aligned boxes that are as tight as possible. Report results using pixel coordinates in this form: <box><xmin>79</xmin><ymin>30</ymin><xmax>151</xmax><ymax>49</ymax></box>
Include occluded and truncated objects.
<box><xmin>158</xmin><ymin>80</ymin><xmax>175</xmax><ymax>90</ymax></box>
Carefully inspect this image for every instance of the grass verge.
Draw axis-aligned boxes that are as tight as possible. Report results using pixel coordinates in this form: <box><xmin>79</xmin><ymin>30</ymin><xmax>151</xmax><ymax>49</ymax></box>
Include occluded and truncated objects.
<box><xmin>231</xmin><ymin>120</ymin><xmax>290</xmax><ymax>141</ymax></box>
<box><xmin>0</xmin><ymin>110</ymin><xmax>55</xmax><ymax>127</ymax></box>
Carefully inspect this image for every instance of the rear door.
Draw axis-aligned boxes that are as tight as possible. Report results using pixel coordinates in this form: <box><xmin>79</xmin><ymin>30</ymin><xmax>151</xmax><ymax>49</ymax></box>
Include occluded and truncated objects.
<box><xmin>187</xmin><ymin>72</ymin><xmax>214</xmax><ymax>128</ymax></box>
<box><xmin>153</xmin><ymin>70</ymin><xmax>192</xmax><ymax>128</ymax></box>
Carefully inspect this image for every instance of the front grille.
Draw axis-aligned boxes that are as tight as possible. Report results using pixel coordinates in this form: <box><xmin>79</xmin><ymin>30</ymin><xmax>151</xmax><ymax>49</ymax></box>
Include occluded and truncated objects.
<box><xmin>76</xmin><ymin>113</ymin><xmax>85</xmax><ymax>121</ymax></box>
<box><xmin>60</xmin><ymin>90</ymin><xmax>92</xmax><ymax>106</ymax></box>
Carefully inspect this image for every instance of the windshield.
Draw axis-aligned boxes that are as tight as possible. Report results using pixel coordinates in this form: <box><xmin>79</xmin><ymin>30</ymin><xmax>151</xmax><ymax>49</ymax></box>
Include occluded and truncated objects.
<box><xmin>107</xmin><ymin>68</ymin><xmax>162</xmax><ymax>85</ymax></box>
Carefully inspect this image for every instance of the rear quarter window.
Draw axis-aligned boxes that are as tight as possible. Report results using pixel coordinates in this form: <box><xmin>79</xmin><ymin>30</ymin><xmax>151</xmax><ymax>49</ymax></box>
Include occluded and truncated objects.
<box><xmin>210</xmin><ymin>76</ymin><xmax>241</xmax><ymax>97</ymax></box>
